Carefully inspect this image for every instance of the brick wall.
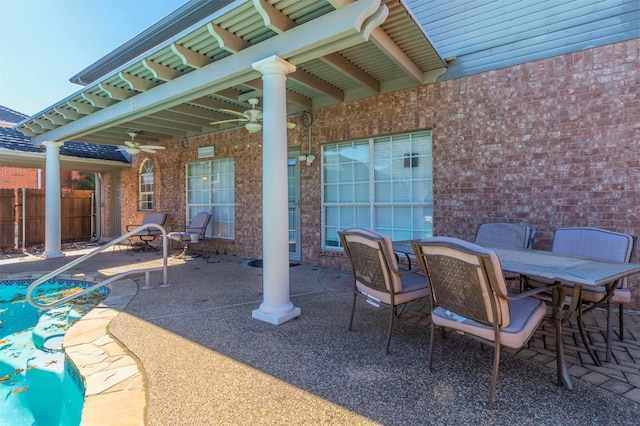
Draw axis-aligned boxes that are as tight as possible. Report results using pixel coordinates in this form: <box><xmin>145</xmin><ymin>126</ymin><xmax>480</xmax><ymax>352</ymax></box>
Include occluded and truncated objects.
<box><xmin>0</xmin><ymin>167</ymin><xmax>42</xmax><ymax>189</ymax></box>
<box><xmin>0</xmin><ymin>168</ymin><xmax>77</xmax><ymax>190</ymax></box>
<box><xmin>432</xmin><ymin>40</ymin><xmax>640</xmax><ymax>250</ymax></box>
<box><xmin>118</xmin><ymin>38</ymin><xmax>640</xmax><ymax>308</ymax></box>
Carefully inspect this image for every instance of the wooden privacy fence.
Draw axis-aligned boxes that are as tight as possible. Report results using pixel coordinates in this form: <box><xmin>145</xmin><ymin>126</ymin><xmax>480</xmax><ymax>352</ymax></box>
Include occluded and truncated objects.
<box><xmin>0</xmin><ymin>189</ymin><xmax>15</xmax><ymax>251</ymax></box>
<box><xmin>0</xmin><ymin>189</ymin><xmax>94</xmax><ymax>252</ymax></box>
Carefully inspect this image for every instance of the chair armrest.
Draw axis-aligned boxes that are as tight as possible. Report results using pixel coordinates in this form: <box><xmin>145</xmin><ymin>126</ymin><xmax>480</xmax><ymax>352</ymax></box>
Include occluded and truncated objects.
<box><xmin>506</xmin><ymin>281</ymin><xmax>560</xmax><ymax>301</ymax></box>
<box><xmin>126</xmin><ymin>224</ymin><xmax>142</xmax><ymax>232</ymax></box>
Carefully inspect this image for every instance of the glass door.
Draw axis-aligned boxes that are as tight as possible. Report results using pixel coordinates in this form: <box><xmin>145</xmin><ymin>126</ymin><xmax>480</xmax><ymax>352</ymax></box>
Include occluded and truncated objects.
<box><xmin>288</xmin><ymin>149</ymin><xmax>301</xmax><ymax>260</ymax></box>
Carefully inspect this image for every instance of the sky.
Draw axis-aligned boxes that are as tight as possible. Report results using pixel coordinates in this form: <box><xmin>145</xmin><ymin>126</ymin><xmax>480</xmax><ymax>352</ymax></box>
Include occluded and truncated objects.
<box><xmin>0</xmin><ymin>0</ymin><xmax>190</xmax><ymax>117</ymax></box>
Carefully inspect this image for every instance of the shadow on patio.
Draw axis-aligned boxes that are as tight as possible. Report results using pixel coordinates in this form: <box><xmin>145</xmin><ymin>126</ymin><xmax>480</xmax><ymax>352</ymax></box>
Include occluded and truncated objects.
<box><xmin>2</xmin><ymin>247</ymin><xmax>639</xmax><ymax>424</ymax></box>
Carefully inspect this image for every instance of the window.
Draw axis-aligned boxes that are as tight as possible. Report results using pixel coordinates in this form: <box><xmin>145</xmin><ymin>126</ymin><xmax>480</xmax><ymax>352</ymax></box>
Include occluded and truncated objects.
<box><xmin>186</xmin><ymin>158</ymin><xmax>235</xmax><ymax>239</ymax></box>
<box><xmin>138</xmin><ymin>159</ymin><xmax>154</xmax><ymax>211</ymax></box>
<box><xmin>322</xmin><ymin>131</ymin><xmax>433</xmax><ymax>248</ymax></box>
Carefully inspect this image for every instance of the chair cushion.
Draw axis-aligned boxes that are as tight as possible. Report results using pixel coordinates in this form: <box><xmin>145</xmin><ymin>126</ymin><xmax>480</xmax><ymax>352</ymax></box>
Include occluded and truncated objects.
<box><xmin>581</xmin><ymin>287</ymin><xmax>631</xmax><ymax>304</ymax></box>
<box><xmin>132</xmin><ymin>228</ymin><xmax>162</xmax><ymax>237</ymax></box>
<box><xmin>168</xmin><ymin>232</ymin><xmax>195</xmax><ymax>242</ymax></box>
<box><xmin>431</xmin><ymin>296</ymin><xmax>547</xmax><ymax>349</ymax></box>
<box><xmin>356</xmin><ymin>271</ymin><xmax>429</xmax><ymax>305</ymax></box>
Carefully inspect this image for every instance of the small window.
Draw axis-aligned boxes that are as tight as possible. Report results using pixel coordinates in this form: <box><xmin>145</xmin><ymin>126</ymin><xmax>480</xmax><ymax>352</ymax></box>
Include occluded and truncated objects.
<box><xmin>139</xmin><ymin>159</ymin><xmax>155</xmax><ymax>211</ymax></box>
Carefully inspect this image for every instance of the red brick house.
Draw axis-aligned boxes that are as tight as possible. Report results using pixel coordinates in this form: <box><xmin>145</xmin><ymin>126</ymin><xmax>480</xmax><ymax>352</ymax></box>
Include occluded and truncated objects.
<box><xmin>12</xmin><ymin>1</ymin><xmax>640</xmax><ymax>319</ymax></box>
<box><xmin>1</xmin><ymin>105</ymin><xmax>130</xmax><ymax>248</ymax></box>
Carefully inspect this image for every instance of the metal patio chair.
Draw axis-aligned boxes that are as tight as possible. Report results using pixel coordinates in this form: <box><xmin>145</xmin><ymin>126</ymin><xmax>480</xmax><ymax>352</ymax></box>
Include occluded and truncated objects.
<box><xmin>168</xmin><ymin>212</ymin><xmax>211</xmax><ymax>258</ymax></box>
<box><xmin>125</xmin><ymin>212</ymin><xmax>167</xmax><ymax>251</ymax></box>
<box><xmin>529</xmin><ymin>227</ymin><xmax>634</xmax><ymax>364</ymax></box>
<box><xmin>411</xmin><ymin>237</ymin><xmax>551</xmax><ymax>408</ymax></box>
<box><xmin>338</xmin><ymin>228</ymin><xmax>429</xmax><ymax>354</ymax></box>
<box><xmin>474</xmin><ymin>222</ymin><xmax>536</xmax><ymax>291</ymax></box>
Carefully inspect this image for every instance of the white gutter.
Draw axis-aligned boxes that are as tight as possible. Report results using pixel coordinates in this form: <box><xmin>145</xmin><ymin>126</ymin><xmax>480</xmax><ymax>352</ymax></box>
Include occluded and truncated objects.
<box><xmin>0</xmin><ymin>148</ymin><xmax>131</xmax><ymax>172</ymax></box>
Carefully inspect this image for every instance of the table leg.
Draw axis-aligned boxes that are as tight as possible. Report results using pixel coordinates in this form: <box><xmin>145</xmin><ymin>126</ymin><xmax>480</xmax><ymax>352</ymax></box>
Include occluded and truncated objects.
<box><xmin>577</xmin><ymin>304</ymin><xmax>601</xmax><ymax>366</ymax></box>
<box><xmin>577</xmin><ymin>281</ymin><xmax>616</xmax><ymax>364</ymax></box>
<box><xmin>551</xmin><ymin>285</ymin><xmax>573</xmax><ymax>390</ymax></box>
<box><xmin>605</xmin><ymin>298</ymin><xmax>613</xmax><ymax>362</ymax></box>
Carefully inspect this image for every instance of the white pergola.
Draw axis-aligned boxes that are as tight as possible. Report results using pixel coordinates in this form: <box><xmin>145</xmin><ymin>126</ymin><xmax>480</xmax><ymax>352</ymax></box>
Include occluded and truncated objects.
<box><xmin>14</xmin><ymin>0</ymin><xmax>445</xmax><ymax>325</ymax></box>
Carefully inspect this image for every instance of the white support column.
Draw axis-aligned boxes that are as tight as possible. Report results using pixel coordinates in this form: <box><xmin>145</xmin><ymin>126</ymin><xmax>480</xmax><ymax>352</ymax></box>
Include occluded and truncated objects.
<box><xmin>43</xmin><ymin>141</ymin><xmax>64</xmax><ymax>258</ymax></box>
<box><xmin>251</xmin><ymin>55</ymin><xmax>301</xmax><ymax>325</ymax></box>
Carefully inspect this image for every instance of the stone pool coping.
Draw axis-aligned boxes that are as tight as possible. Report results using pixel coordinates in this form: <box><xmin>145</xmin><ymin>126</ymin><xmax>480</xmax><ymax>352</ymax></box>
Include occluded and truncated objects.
<box><xmin>1</xmin><ymin>272</ymin><xmax>144</xmax><ymax>426</ymax></box>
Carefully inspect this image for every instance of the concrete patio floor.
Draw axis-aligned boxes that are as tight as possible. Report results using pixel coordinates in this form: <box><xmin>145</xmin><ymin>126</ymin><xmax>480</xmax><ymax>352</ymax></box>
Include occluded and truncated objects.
<box><xmin>2</xmin><ymin>245</ymin><xmax>640</xmax><ymax>425</ymax></box>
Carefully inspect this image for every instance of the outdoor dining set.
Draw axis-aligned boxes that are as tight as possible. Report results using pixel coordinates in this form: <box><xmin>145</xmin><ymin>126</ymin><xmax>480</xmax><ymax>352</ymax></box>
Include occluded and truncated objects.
<box><xmin>338</xmin><ymin>224</ymin><xmax>640</xmax><ymax>409</ymax></box>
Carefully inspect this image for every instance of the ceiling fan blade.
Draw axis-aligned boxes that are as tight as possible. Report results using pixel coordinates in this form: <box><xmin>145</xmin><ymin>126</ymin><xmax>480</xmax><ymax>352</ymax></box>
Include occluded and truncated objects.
<box><xmin>139</xmin><ymin>147</ymin><xmax>159</xmax><ymax>153</ymax></box>
<box><xmin>118</xmin><ymin>146</ymin><xmax>141</xmax><ymax>154</ymax></box>
<box><xmin>217</xmin><ymin>109</ymin><xmax>248</xmax><ymax>118</ymax></box>
<box><xmin>210</xmin><ymin>118</ymin><xmax>247</xmax><ymax>125</ymax></box>
<box><xmin>142</xmin><ymin>145</ymin><xmax>165</xmax><ymax>150</ymax></box>
<box><xmin>123</xmin><ymin>140</ymin><xmax>137</xmax><ymax>147</ymax></box>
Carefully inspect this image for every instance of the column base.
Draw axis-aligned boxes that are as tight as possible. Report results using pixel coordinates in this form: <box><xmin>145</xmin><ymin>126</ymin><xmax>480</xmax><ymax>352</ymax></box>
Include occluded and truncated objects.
<box><xmin>252</xmin><ymin>306</ymin><xmax>301</xmax><ymax>325</ymax></box>
<box><xmin>43</xmin><ymin>250</ymin><xmax>65</xmax><ymax>259</ymax></box>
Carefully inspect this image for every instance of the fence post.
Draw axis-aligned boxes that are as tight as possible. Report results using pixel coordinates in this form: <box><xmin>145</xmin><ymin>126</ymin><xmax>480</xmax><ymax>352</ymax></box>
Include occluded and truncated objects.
<box><xmin>21</xmin><ymin>188</ymin><xmax>26</xmax><ymax>251</ymax></box>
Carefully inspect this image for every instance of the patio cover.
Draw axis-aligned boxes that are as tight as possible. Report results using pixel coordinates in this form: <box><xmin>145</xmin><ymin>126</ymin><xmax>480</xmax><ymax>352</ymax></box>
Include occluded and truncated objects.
<box><xmin>1</xmin><ymin>106</ymin><xmax>129</xmax><ymax>172</ymax></box>
<box><xmin>12</xmin><ymin>0</ymin><xmax>446</xmax><ymax>324</ymax></box>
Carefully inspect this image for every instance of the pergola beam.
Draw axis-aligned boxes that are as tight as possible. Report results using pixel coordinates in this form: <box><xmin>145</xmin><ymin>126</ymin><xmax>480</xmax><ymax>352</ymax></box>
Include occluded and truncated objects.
<box><xmin>207</xmin><ymin>22</ymin><xmax>250</xmax><ymax>53</ymax></box>
<box><xmin>31</xmin><ymin>0</ymin><xmax>387</xmax><ymax>144</ymax></box>
<box><xmin>54</xmin><ymin>107</ymin><xmax>81</xmax><ymax>120</ymax></box>
<box><xmin>243</xmin><ymin>79</ymin><xmax>312</xmax><ymax>109</ymax></box>
<box><xmin>82</xmin><ymin>93</ymin><xmax>117</xmax><ymax>108</ymax></box>
<box><xmin>321</xmin><ymin>53</ymin><xmax>380</xmax><ymax>93</ymax></box>
<box><xmin>369</xmin><ymin>27</ymin><xmax>425</xmax><ymax>84</ymax></box>
<box><xmin>118</xmin><ymin>72</ymin><xmax>159</xmax><ymax>91</ymax></box>
<box><xmin>253</xmin><ymin>0</ymin><xmax>295</xmax><ymax>34</ymax></box>
<box><xmin>171</xmin><ymin>43</ymin><xmax>213</xmax><ymax>69</ymax></box>
<box><xmin>142</xmin><ymin>59</ymin><xmax>183</xmax><ymax>81</ymax></box>
<box><xmin>289</xmin><ymin>69</ymin><xmax>344</xmax><ymax>101</ymax></box>
<box><xmin>67</xmin><ymin>101</ymin><xmax>98</xmax><ymax>115</ymax></box>
<box><xmin>99</xmin><ymin>83</ymin><xmax>136</xmax><ymax>100</ymax></box>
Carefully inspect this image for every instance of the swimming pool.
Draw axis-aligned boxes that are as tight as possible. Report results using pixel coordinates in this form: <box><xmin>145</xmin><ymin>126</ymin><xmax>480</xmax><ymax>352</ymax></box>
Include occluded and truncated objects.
<box><xmin>0</xmin><ymin>279</ymin><xmax>108</xmax><ymax>426</ymax></box>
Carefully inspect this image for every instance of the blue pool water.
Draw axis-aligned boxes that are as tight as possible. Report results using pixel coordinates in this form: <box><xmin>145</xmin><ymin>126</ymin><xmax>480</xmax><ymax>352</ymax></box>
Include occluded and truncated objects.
<box><xmin>0</xmin><ymin>279</ymin><xmax>108</xmax><ymax>426</ymax></box>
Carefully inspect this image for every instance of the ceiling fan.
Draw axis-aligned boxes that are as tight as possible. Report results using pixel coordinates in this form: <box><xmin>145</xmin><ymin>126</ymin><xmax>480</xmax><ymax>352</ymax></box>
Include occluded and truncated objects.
<box><xmin>210</xmin><ymin>98</ymin><xmax>296</xmax><ymax>133</ymax></box>
<box><xmin>117</xmin><ymin>131</ymin><xmax>166</xmax><ymax>154</ymax></box>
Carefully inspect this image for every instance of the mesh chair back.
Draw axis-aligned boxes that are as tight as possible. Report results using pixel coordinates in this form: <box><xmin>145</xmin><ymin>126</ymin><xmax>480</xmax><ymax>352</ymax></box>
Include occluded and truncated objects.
<box><xmin>552</xmin><ymin>227</ymin><xmax>633</xmax><ymax>289</ymax></box>
<box><xmin>141</xmin><ymin>212</ymin><xmax>166</xmax><ymax>226</ymax></box>
<box><xmin>475</xmin><ymin>222</ymin><xmax>532</xmax><ymax>249</ymax></box>
<box><xmin>339</xmin><ymin>228</ymin><xmax>401</xmax><ymax>294</ymax></box>
<box><xmin>413</xmin><ymin>237</ymin><xmax>510</xmax><ymax>326</ymax></box>
<box><xmin>186</xmin><ymin>212</ymin><xmax>211</xmax><ymax>236</ymax></box>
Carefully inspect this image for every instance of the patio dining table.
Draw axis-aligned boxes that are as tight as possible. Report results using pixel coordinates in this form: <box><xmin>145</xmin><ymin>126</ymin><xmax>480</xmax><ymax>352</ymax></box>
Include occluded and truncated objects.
<box><xmin>392</xmin><ymin>240</ymin><xmax>640</xmax><ymax>390</ymax></box>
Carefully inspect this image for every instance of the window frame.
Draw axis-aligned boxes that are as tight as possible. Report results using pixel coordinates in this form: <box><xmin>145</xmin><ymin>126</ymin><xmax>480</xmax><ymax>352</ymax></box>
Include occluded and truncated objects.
<box><xmin>138</xmin><ymin>158</ymin><xmax>155</xmax><ymax>211</ymax></box>
<box><xmin>185</xmin><ymin>157</ymin><xmax>235</xmax><ymax>240</ymax></box>
<box><xmin>321</xmin><ymin>131</ymin><xmax>433</xmax><ymax>249</ymax></box>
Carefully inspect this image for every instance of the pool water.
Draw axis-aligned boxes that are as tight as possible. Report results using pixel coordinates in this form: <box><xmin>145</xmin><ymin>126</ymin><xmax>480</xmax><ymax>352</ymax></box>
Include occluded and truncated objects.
<box><xmin>0</xmin><ymin>279</ymin><xmax>108</xmax><ymax>426</ymax></box>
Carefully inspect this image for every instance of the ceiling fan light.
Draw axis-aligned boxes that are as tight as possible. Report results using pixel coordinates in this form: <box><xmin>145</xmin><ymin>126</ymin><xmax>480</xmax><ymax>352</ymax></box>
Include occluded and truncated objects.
<box><xmin>245</xmin><ymin>122</ymin><xmax>262</xmax><ymax>133</ymax></box>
